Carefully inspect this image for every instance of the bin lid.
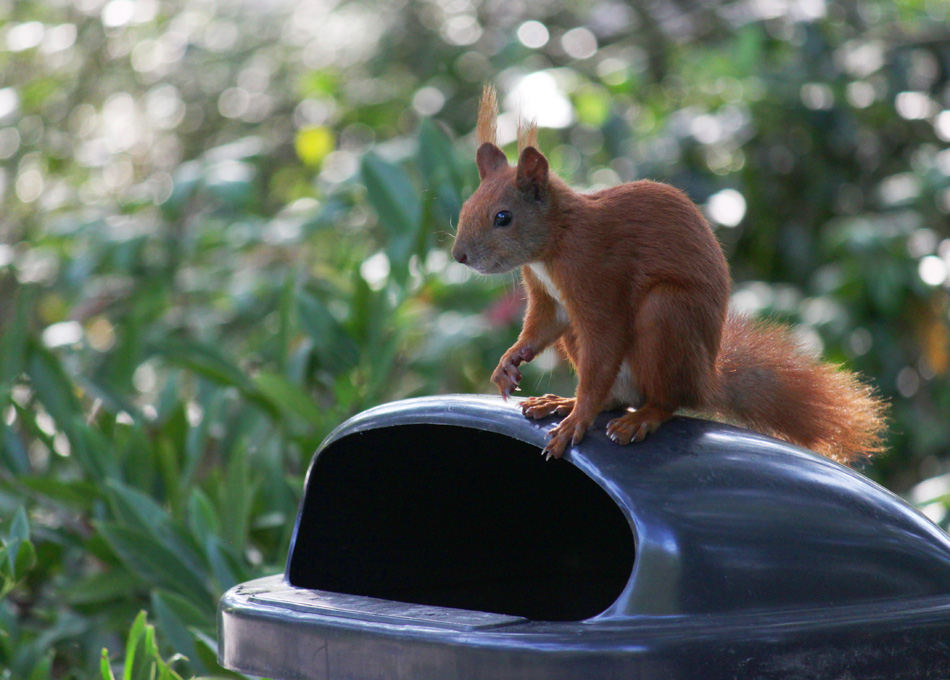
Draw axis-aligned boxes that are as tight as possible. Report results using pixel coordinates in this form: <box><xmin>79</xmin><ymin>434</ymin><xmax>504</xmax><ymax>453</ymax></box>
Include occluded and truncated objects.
<box><xmin>289</xmin><ymin>395</ymin><xmax>950</xmax><ymax>617</ymax></box>
<box><xmin>220</xmin><ymin>395</ymin><xmax>950</xmax><ymax>680</ymax></box>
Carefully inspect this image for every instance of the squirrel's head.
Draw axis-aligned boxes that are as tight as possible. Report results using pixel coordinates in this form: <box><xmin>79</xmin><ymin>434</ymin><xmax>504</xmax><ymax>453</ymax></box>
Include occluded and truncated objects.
<box><xmin>451</xmin><ymin>84</ymin><xmax>555</xmax><ymax>274</ymax></box>
<box><xmin>452</xmin><ymin>143</ymin><xmax>554</xmax><ymax>274</ymax></box>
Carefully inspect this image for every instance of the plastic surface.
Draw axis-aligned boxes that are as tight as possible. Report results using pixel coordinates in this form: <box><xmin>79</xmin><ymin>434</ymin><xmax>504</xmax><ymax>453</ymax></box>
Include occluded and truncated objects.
<box><xmin>218</xmin><ymin>395</ymin><xmax>950</xmax><ymax>679</ymax></box>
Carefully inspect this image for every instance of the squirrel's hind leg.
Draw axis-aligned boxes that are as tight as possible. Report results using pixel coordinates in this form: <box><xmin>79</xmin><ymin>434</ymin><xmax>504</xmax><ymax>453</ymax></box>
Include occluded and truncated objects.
<box><xmin>603</xmin><ymin>283</ymin><xmax>718</xmax><ymax>446</ymax></box>
<box><xmin>606</xmin><ymin>405</ymin><xmax>672</xmax><ymax>445</ymax></box>
<box><xmin>521</xmin><ymin>394</ymin><xmax>575</xmax><ymax>418</ymax></box>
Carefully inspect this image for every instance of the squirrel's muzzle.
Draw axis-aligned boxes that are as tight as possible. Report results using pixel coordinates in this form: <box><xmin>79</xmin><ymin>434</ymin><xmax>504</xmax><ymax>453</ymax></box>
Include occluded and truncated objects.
<box><xmin>451</xmin><ymin>244</ymin><xmax>469</xmax><ymax>265</ymax></box>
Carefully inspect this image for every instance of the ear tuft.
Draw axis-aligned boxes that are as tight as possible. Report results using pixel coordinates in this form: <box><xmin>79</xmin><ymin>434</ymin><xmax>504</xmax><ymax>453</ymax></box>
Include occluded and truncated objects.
<box><xmin>476</xmin><ymin>84</ymin><xmax>498</xmax><ymax>147</ymax></box>
<box><xmin>476</xmin><ymin>143</ymin><xmax>508</xmax><ymax>180</ymax></box>
<box><xmin>516</xmin><ymin>146</ymin><xmax>549</xmax><ymax>199</ymax></box>
<box><xmin>517</xmin><ymin>117</ymin><xmax>538</xmax><ymax>155</ymax></box>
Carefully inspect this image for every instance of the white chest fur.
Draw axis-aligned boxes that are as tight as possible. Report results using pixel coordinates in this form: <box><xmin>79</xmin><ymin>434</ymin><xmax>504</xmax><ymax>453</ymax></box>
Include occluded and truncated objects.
<box><xmin>527</xmin><ymin>263</ymin><xmax>570</xmax><ymax>325</ymax></box>
<box><xmin>609</xmin><ymin>361</ymin><xmax>641</xmax><ymax>407</ymax></box>
<box><xmin>528</xmin><ymin>263</ymin><xmax>565</xmax><ymax>306</ymax></box>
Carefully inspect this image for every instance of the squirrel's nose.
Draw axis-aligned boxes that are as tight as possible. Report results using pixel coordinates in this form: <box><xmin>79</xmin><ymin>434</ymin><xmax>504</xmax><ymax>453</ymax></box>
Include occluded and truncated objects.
<box><xmin>453</xmin><ymin>250</ymin><xmax>468</xmax><ymax>264</ymax></box>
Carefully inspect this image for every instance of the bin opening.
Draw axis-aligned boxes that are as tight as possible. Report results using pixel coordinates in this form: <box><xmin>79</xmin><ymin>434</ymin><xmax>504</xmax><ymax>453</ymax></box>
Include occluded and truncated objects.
<box><xmin>287</xmin><ymin>424</ymin><xmax>635</xmax><ymax>622</ymax></box>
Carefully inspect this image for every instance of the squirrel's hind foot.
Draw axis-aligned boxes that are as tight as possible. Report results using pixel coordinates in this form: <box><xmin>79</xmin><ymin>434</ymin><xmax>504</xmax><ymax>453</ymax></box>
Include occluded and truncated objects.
<box><xmin>521</xmin><ymin>394</ymin><xmax>575</xmax><ymax>419</ymax></box>
<box><xmin>606</xmin><ymin>406</ymin><xmax>672</xmax><ymax>445</ymax></box>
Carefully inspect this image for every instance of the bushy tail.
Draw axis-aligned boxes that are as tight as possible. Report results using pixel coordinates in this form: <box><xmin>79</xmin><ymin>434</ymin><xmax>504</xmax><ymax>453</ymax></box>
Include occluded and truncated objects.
<box><xmin>708</xmin><ymin>313</ymin><xmax>888</xmax><ymax>464</ymax></box>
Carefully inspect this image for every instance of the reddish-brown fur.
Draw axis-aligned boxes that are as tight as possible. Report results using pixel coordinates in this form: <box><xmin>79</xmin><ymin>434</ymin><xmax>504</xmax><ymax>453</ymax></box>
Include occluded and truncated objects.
<box><xmin>451</xmin><ymin>89</ymin><xmax>887</xmax><ymax>462</ymax></box>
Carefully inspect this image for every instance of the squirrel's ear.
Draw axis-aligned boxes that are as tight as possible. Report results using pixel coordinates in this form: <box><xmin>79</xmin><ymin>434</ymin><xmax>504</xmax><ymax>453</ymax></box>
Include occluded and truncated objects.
<box><xmin>516</xmin><ymin>146</ymin><xmax>549</xmax><ymax>200</ymax></box>
<box><xmin>476</xmin><ymin>143</ymin><xmax>508</xmax><ymax>180</ymax></box>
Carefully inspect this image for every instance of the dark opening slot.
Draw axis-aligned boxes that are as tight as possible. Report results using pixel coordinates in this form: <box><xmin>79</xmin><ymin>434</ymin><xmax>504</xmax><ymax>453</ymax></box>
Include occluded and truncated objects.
<box><xmin>287</xmin><ymin>424</ymin><xmax>636</xmax><ymax>622</ymax></box>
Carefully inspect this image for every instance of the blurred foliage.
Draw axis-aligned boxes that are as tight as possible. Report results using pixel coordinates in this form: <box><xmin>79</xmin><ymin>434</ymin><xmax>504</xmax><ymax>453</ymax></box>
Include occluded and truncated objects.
<box><xmin>1</xmin><ymin>0</ymin><xmax>950</xmax><ymax>676</ymax></box>
<box><xmin>99</xmin><ymin>611</ymin><xmax>184</xmax><ymax>680</ymax></box>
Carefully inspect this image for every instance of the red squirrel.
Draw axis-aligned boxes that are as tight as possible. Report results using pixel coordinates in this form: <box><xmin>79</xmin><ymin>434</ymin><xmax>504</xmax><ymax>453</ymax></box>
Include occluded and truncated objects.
<box><xmin>451</xmin><ymin>85</ymin><xmax>887</xmax><ymax>462</ymax></box>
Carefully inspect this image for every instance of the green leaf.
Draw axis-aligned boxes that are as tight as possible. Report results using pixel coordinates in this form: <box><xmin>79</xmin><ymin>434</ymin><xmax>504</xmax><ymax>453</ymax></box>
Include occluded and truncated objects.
<box><xmin>143</xmin><ymin>625</ymin><xmax>158</xmax><ymax>664</ymax></box>
<box><xmin>151</xmin><ymin>589</ymin><xmax>209</xmax><ymax>675</ymax></box>
<box><xmin>186</xmin><ymin>488</ymin><xmax>220</xmax><ymax>542</ymax></box>
<box><xmin>155</xmin><ymin>435</ymin><xmax>183</xmax><ymax>517</ymax></box>
<box><xmin>361</xmin><ymin>152</ymin><xmax>423</xmax><ymax>274</ymax></box>
<box><xmin>7</xmin><ymin>613</ymin><xmax>86</xmax><ymax>676</ymax></box>
<box><xmin>295</xmin><ymin>289</ymin><xmax>360</xmax><ymax>370</ymax></box>
<box><xmin>26</xmin><ymin>649</ymin><xmax>52</xmax><ymax>680</ymax></box>
<box><xmin>19</xmin><ymin>476</ymin><xmax>102</xmax><ymax>510</ymax></box>
<box><xmin>9</xmin><ymin>506</ymin><xmax>30</xmax><ymax>543</ymax></box>
<box><xmin>26</xmin><ymin>341</ymin><xmax>82</xmax><ymax>430</ymax></box>
<box><xmin>0</xmin><ymin>419</ymin><xmax>30</xmax><ymax>474</ymax></box>
<box><xmin>13</xmin><ymin>540</ymin><xmax>35</xmax><ymax>583</ymax></box>
<box><xmin>155</xmin><ymin>338</ymin><xmax>252</xmax><ymax>391</ymax></box>
<box><xmin>3</xmin><ymin>507</ymin><xmax>35</xmax><ymax>585</ymax></box>
<box><xmin>71</xmin><ymin>420</ymin><xmax>121</xmax><ymax>484</ymax></box>
<box><xmin>95</xmin><ymin>522</ymin><xmax>213</xmax><ymax>609</ymax></box>
<box><xmin>418</xmin><ymin>118</ymin><xmax>464</xmax><ymax>201</ymax></box>
<box><xmin>152</xmin><ymin>588</ymin><xmax>211</xmax><ymax>633</ymax></box>
<box><xmin>65</xmin><ymin>568</ymin><xmax>142</xmax><ymax>607</ymax></box>
<box><xmin>276</xmin><ymin>272</ymin><xmax>296</xmax><ymax>372</ymax></box>
<box><xmin>253</xmin><ymin>371</ymin><xmax>325</xmax><ymax>427</ymax></box>
<box><xmin>0</xmin><ymin>285</ymin><xmax>34</xmax><ymax>388</ymax></box>
<box><xmin>220</xmin><ymin>446</ymin><xmax>253</xmax><ymax>551</ymax></box>
<box><xmin>205</xmin><ymin>536</ymin><xmax>240</xmax><ymax>593</ymax></box>
<box><xmin>101</xmin><ymin>648</ymin><xmax>117</xmax><ymax>680</ymax></box>
<box><xmin>123</xmin><ymin>611</ymin><xmax>146</xmax><ymax>680</ymax></box>
<box><xmin>101</xmin><ymin>611</ymin><xmax>187</xmax><ymax>680</ymax></box>
<box><xmin>154</xmin><ymin>338</ymin><xmax>275</xmax><ymax>417</ymax></box>
<box><xmin>105</xmin><ymin>479</ymin><xmax>170</xmax><ymax>537</ymax></box>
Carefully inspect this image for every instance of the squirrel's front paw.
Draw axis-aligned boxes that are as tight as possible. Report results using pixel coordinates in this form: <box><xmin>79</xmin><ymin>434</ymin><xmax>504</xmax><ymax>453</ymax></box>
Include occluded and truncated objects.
<box><xmin>491</xmin><ymin>347</ymin><xmax>536</xmax><ymax>399</ymax></box>
<box><xmin>521</xmin><ymin>394</ymin><xmax>575</xmax><ymax>419</ymax></box>
<box><xmin>541</xmin><ymin>413</ymin><xmax>591</xmax><ymax>460</ymax></box>
<box><xmin>491</xmin><ymin>360</ymin><xmax>521</xmax><ymax>399</ymax></box>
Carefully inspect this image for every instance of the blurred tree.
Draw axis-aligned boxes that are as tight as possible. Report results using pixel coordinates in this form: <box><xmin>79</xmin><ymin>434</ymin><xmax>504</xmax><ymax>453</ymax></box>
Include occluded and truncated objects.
<box><xmin>1</xmin><ymin>0</ymin><xmax>950</xmax><ymax>676</ymax></box>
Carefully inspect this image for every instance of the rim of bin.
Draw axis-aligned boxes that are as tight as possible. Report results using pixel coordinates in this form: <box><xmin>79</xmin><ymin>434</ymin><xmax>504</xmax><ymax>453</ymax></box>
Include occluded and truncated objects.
<box><xmin>286</xmin><ymin>394</ymin><xmax>950</xmax><ymax>619</ymax></box>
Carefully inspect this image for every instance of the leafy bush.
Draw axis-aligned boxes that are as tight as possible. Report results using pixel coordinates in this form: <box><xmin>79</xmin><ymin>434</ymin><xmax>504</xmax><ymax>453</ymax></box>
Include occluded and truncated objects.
<box><xmin>1</xmin><ymin>0</ymin><xmax>949</xmax><ymax>677</ymax></box>
<box><xmin>100</xmin><ymin>612</ymin><xmax>184</xmax><ymax>680</ymax></box>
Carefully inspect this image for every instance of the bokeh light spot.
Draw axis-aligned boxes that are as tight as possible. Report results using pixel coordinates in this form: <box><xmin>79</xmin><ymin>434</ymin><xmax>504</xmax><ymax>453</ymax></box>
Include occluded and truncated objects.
<box><xmin>706</xmin><ymin>188</ymin><xmax>747</xmax><ymax>227</ymax></box>
<box><xmin>561</xmin><ymin>27</ymin><xmax>597</xmax><ymax>59</ymax></box>
<box><xmin>517</xmin><ymin>21</ymin><xmax>549</xmax><ymax>49</ymax></box>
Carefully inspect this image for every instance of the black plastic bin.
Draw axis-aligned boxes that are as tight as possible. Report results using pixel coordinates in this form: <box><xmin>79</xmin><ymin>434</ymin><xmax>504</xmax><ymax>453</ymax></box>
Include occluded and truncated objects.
<box><xmin>218</xmin><ymin>395</ymin><xmax>950</xmax><ymax>679</ymax></box>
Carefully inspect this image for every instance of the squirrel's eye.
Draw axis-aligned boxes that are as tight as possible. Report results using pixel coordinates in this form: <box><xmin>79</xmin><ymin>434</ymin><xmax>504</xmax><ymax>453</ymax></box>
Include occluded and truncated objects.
<box><xmin>493</xmin><ymin>210</ymin><xmax>513</xmax><ymax>227</ymax></box>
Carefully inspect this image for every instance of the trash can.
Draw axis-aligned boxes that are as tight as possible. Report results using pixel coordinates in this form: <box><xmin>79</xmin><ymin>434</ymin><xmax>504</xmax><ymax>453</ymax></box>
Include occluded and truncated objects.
<box><xmin>218</xmin><ymin>395</ymin><xmax>950</xmax><ymax>679</ymax></box>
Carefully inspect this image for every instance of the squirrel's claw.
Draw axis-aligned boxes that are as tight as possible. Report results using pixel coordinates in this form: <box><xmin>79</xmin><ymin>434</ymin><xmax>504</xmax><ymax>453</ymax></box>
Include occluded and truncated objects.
<box><xmin>541</xmin><ymin>439</ymin><xmax>566</xmax><ymax>460</ymax></box>
<box><xmin>498</xmin><ymin>382</ymin><xmax>522</xmax><ymax>401</ymax></box>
